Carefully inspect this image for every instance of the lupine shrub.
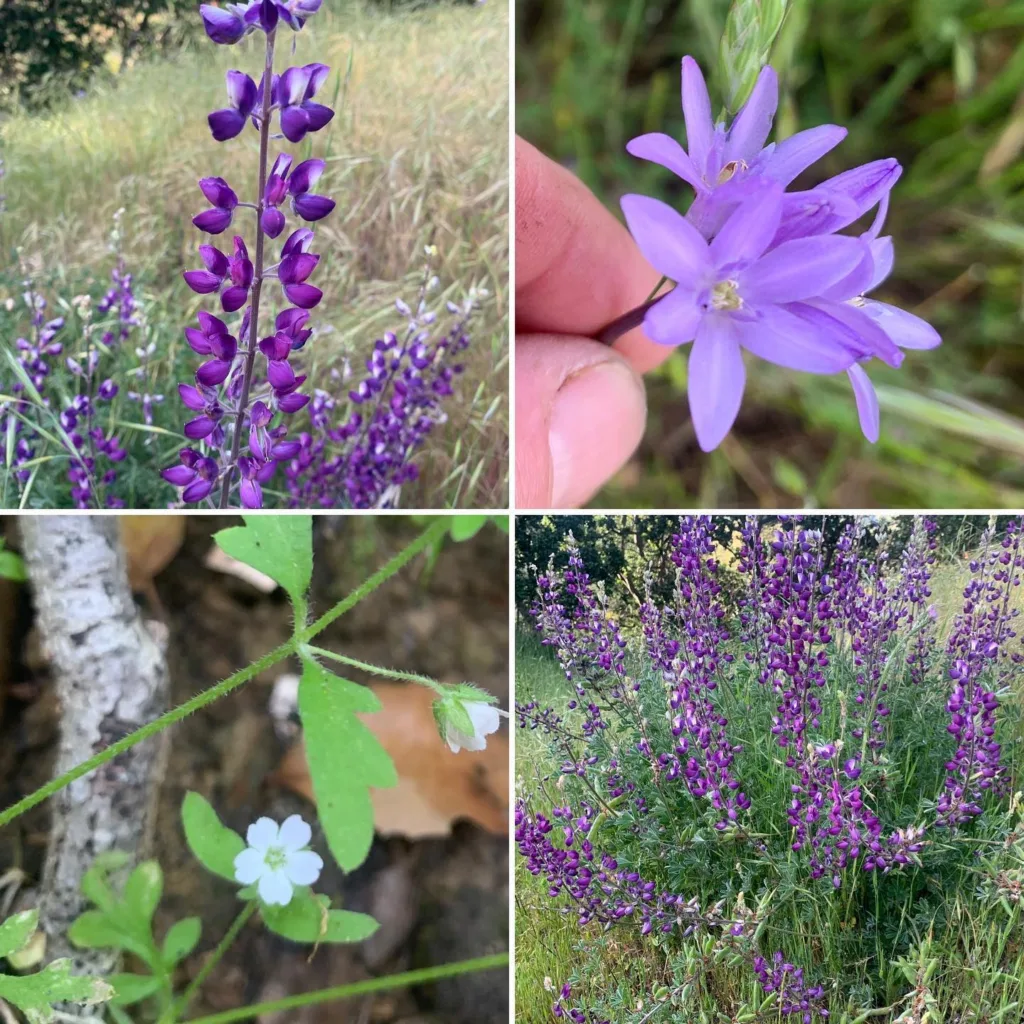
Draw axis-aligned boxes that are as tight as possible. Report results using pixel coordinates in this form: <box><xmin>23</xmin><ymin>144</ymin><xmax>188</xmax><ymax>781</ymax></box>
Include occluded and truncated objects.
<box><xmin>515</xmin><ymin>514</ymin><xmax>1024</xmax><ymax>1024</ymax></box>
<box><xmin>0</xmin><ymin>514</ymin><xmax>509</xmax><ymax>1022</ymax></box>
<box><xmin>0</xmin><ymin>0</ymin><xmax>508</xmax><ymax>509</ymax></box>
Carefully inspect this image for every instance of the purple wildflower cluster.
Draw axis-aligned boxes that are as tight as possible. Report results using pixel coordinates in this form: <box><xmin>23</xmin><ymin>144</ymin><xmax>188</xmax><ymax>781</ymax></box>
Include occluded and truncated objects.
<box><xmin>515</xmin><ymin>801</ymin><xmax>747</xmax><ymax>939</ymax></box>
<box><xmin>282</xmin><ymin>281</ymin><xmax>479</xmax><ymax>508</ymax></box>
<box><xmin>166</xmin><ymin>0</ymin><xmax>334</xmax><ymax>508</ymax></box>
<box><xmin>622</xmin><ymin>57</ymin><xmax>941</xmax><ymax>451</ymax></box>
<box><xmin>1</xmin><ymin>265</ymin><xmax>137</xmax><ymax>507</ymax></box>
<box><xmin>549</xmin><ymin>982</ymin><xmax>608</xmax><ymax>1024</ymax></box>
<box><xmin>937</xmin><ymin>518</ymin><xmax>1024</xmax><ymax>827</ymax></box>
<box><xmin>753</xmin><ymin>952</ymin><xmax>829</xmax><ymax>1023</ymax></box>
<box><xmin>639</xmin><ymin>517</ymin><xmax>748</xmax><ymax>828</ymax></box>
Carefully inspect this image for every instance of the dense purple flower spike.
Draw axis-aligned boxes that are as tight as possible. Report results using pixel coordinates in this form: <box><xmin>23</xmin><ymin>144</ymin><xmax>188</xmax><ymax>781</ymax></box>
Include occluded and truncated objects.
<box><xmin>208</xmin><ymin>71</ymin><xmax>258</xmax><ymax>141</ymax></box>
<box><xmin>621</xmin><ymin>54</ymin><xmax>941</xmax><ymax>450</ymax></box>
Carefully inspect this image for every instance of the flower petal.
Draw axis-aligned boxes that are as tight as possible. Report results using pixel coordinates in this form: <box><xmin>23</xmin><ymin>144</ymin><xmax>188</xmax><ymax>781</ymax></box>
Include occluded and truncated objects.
<box><xmin>292</xmin><ymin>193</ymin><xmax>335</xmax><ymax>222</ymax></box>
<box><xmin>258</xmin><ymin>869</ymin><xmax>293</xmax><ymax>906</ymax></box>
<box><xmin>278</xmin><ymin>390</ymin><xmax>311</xmax><ymax>412</ymax></box>
<box><xmin>221</xmin><ymin>286</ymin><xmax>250</xmax><ymax>313</ymax></box>
<box><xmin>280</xmin><ymin>104</ymin><xmax>309</xmax><ymax>142</ymax></box>
<box><xmin>761</xmin><ymin>124</ymin><xmax>846</xmax><ymax>186</ymax></box>
<box><xmin>847</xmin><ymin>363</ymin><xmax>880</xmax><ymax>443</ymax></box>
<box><xmin>246</xmin><ymin>816</ymin><xmax>280</xmax><ymax>853</ymax></box>
<box><xmin>740</xmin><ymin>236</ymin><xmax>865</xmax><ymax>305</ymax></box>
<box><xmin>284</xmin><ymin>849</ymin><xmax>323</xmax><ymax>886</ymax></box>
<box><xmin>279</xmin><ymin>814</ymin><xmax>313</xmax><ymax>851</ymax></box>
<box><xmin>724</xmin><ymin>65</ymin><xmax>777</xmax><ymax>166</ymax></box>
<box><xmin>302</xmin><ymin>101</ymin><xmax>334</xmax><ymax>132</ymax></box>
<box><xmin>162</xmin><ymin>465</ymin><xmax>196</xmax><ymax>486</ymax></box>
<box><xmin>466</xmin><ymin>701</ymin><xmax>501</xmax><ymax>738</ymax></box>
<box><xmin>304</xmin><ymin>62</ymin><xmax>330</xmax><ymax>98</ymax></box>
<box><xmin>267</xmin><ymin>359</ymin><xmax>296</xmax><ymax>391</ymax></box>
<box><xmin>283</xmin><ymin>283</ymin><xmax>323</xmax><ymax>309</ymax></box>
<box><xmin>178</xmin><ymin>384</ymin><xmax>207</xmax><ymax>410</ymax></box>
<box><xmin>233</xmin><ymin>847</ymin><xmax>264</xmax><ymax>884</ymax></box>
<box><xmin>625</xmin><ymin>133</ymin><xmax>704</xmax><ymax>192</ymax></box>
<box><xmin>288</xmin><ymin>158</ymin><xmax>326</xmax><ymax>195</ymax></box>
<box><xmin>226</xmin><ymin>70</ymin><xmax>257</xmax><ymax>113</ymax></box>
<box><xmin>688</xmin><ymin>315</ymin><xmax>745</xmax><ymax>452</ymax></box>
<box><xmin>182</xmin><ymin>478</ymin><xmax>214</xmax><ymax>503</ymax></box>
<box><xmin>240</xmin><ymin>477</ymin><xmax>263</xmax><ymax>509</ymax></box>
<box><xmin>184</xmin><ymin>415</ymin><xmax>217</xmax><ymax>440</ymax></box>
<box><xmin>861</xmin><ymin>299</ymin><xmax>942</xmax><ymax>350</ymax></box>
<box><xmin>681</xmin><ymin>56</ymin><xmax>714</xmax><ymax>174</ymax></box>
<box><xmin>183</xmin><ymin>270</ymin><xmax>222</xmax><ymax>294</ymax></box>
<box><xmin>261</xmin><ymin>207</ymin><xmax>286</xmax><ymax>238</ymax></box>
<box><xmin>737</xmin><ymin>305</ymin><xmax>857</xmax><ymax>373</ymax></box>
<box><xmin>279</xmin><ymin>65</ymin><xmax>313</xmax><ymax>107</ymax></box>
<box><xmin>866</xmin><ymin>237</ymin><xmax>894</xmax><ymax>291</ymax></box>
<box><xmin>200</xmin><ymin>4</ymin><xmax>246</xmax><ymax>44</ymax></box>
<box><xmin>209</xmin><ymin>108</ymin><xmax>246</xmax><ymax>142</ymax></box>
<box><xmin>193</xmin><ymin>208</ymin><xmax>234</xmax><ymax>234</ymax></box>
<box><xmin>710</xmin><ymin>182</ymin><xmax>783</xmax><ymax>268</ymax></box>
<box><xmin>818</xmin><ymin>158</ymin><xmax>903</xmax><ymax>233</ymax></box>
<box><xmin>805</xmin><ymin>299</ymin><xmax>903</xmax><ymax>366</ymax></box>
<box><xmin>620</xmin><ymin>193</ymin><xmax>710</xmax><ymax>287</ymax></box>
<box><xmin>196</xmin><ymin>359</ymin><xmax>233</xmax><ymax>387</ymax></box>
<box><xmin>641</xmin><ymin>287</ymin><xmax>701</xmax><ymax>347</ymax></box>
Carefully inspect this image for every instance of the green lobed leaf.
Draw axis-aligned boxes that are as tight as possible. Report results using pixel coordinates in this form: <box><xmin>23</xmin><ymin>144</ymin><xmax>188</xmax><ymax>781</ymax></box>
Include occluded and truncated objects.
<box><xmin>122</xmin><ymin>861</ymin><xmax>163</xmax><ymax>929</ymax></box>
<box><xmin>181</xmin><ymin>792</ymin><xmax>246</xmax><ymax>883</ymax></box>
<box><xmin>0</xmin><ymin>958</ymin><xmax>113</xmax><ymax>1024</ymax></box>
<box><xmin>80</xmin><ymin>851</ymin><xmax>130</xmax><ymax>914</ymax></box>
<box><xmin>214</xmin><ymin>515</ymin><xmax>313</xmax><ymax>610</ymax></box>
<box><xmin>161</xmin><ymin>916</ymin><xmax>202</xmax><ymax>966</ymax></box>
<box><xmin>0</xmin><ymin>909</ymin><xmax>38</xmax><ymax>960</ymax></box>
<box><xmin>298</xmin><ymin>656</ymin><xmax>397</xmax><ymax>871</ymax></box>
<box><xmin>67</xmin><ymin>910</ymin><xmax>127</xmax><ymax>951</ymax></box>
<box><xmin>449</xmin><ymin>515</ymin><xmax>489</xmax><ymax>541</ymax></box>
<box><xmin>109</xmin><ymin>972</ymin><xmax>162</xmax><ymax>1007</ymax></box>
<box><xmin>261</xmin><ymin>891</ymin><xmax>378</xmax><ymax>945</ymax></box>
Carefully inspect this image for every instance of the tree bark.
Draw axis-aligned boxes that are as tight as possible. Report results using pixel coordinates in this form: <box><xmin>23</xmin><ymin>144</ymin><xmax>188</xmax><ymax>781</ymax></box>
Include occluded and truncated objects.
<box><xmin>19</xmin><ymin>516</ymin><xmax>169</xmax><ymax>974</ymax></box>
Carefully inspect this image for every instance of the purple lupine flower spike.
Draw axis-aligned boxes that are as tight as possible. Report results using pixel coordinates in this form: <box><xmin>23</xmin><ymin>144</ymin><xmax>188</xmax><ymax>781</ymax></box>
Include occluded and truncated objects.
<box><xmin>209</xmin><ymin>71</ymin><xmax>258</xmax><ymax>141</ymax></box>
<box><xmin>193</xmin><ymin>177</ymin><xmax>239</xmax><ymax>234</ymax></box>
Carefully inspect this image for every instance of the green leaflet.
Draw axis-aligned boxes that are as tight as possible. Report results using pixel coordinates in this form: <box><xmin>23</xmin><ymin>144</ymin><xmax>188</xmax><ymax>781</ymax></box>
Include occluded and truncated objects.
<box><xmin>214</xmin><ymin>515</ymin><xmax>313</xmax><ymax>610</ymax></box>
<box><xmin>182</xmin><ymin>791</ymin><xmax>246</xmax><ymax>883</ymax></box>
<box><xmin>261</xmin><ymin>891</ymin><xmax>378</xmax><ymax>944</ymax></box>
<box><xmin>297</xmin><ymin>656</ymin><xmax>397</xmax><ymax>871</ymax></box>
<box><xmin>0</xmin><ymin>909</ymin><xmax>38</xmax><ymax>960</ymax></box>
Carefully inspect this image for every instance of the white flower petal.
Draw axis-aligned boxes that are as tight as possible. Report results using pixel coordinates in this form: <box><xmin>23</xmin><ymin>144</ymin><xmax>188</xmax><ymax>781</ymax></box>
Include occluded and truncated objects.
<box><xmin>278</xmin><ymin>814</ymin><xmax>312</xmax><ymax>852</ymax></box>
<box><xmin>258</xmin><ymin>869</ymin><xmax>293</xmax><ymax>906</ymax></box>
<box><xmin>465</xmin><ymin>701</ymin><xmax>500</xmax><ymax>739</ymax></box>
<box><xmin>284</xmin><ymin>849</ymin><xmax>324</xmax><ymax>887</ymax></box>
<box><xmin>233</xmin><ymin>847</ymin><xmax>264</xmax><ymax>885</ymax></box>
<box><xmin>446</xmin><ymin>724</ymin><xmax>485</xmax><ymax>753</ymax></box>
<box><xmin>246</xmin><ymin>816</ymin><xmax>280</xmax><ymax>853</ymax></box>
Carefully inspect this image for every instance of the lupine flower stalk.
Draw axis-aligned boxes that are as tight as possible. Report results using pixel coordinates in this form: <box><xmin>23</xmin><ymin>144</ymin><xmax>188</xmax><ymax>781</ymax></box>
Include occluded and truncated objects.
<box><xmin>937</xmin><ymin>516</ymin><xmax>1024</xmax><ymax>827</ymax></box>
<box><xmin>168</xmin><ymin>0</ymin><xmax>334</xmax><ymax>508</ymax></box>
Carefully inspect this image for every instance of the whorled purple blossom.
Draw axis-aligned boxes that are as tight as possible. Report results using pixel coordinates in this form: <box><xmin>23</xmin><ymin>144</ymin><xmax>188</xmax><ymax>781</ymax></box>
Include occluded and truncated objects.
<box><xmin>621</xmin><ymin>55</ymin><xmax>941</xmax><ymax>451</ymax></box>
<box><xmin>277</xmin><ymin>64</ymin><xmax>335</xmax><ymax>143</ymax></box>
<box><xmin>753</xmin><ymin>952</ymin><xmax>829</xmax><ymax>1022</ymax></box>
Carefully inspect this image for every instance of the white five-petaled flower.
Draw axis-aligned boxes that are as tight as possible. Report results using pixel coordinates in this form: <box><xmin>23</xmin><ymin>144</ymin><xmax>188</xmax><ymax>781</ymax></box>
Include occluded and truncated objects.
<box><xmin>444</xmin><ymin>700</ymin><xmax>506</xmax><ymax>754</ymax></box>
<box><xmin>233</xmin><ymin>814</ymin><xmax>323</xmax><ymax>906</ymax></box>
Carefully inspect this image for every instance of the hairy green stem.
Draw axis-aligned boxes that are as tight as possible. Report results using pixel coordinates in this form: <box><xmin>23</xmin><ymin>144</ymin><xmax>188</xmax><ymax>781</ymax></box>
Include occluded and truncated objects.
<box><xmin>168</xmin><ymin>903</ymin><xmax>257</xmax><ymax>1023</ymax></box>
<box><xmin>0</xmin><ymin>519</ymin><xmax>446</xmax><ymax>830</ymax></box>
<box><xmin>183</xmin><ymin>953</ymin><xmax>509</xmax><ymax>1024</ymax></box>
<box><xmin>307</xmin><ymin>646</ymin><xmax>446</xmax><ymax>694</ymax></box>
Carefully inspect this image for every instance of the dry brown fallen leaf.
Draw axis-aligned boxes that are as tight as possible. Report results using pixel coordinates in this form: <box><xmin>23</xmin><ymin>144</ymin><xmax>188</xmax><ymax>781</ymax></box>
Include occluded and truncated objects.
<box><xmin>274</xmin><ymin>682</ymin><xmax>509</xmax><ymax>839</ymax></box>
<box><xmin>119</xmin><ymin>515</ymin><xmax>186</xmax><ymax>593</ymax></box>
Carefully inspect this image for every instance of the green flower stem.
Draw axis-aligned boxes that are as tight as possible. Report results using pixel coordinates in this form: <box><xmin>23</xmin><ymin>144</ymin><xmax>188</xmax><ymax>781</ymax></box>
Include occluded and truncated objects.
<box><xmin>306</xmin><ymin>646</ymin><xmax>446</xmax><ymax>694</ymax></box>
<box><xmin>0</xmin><ymin>519</ymin><xmax>447</xmax><ymax>831</ymax></box>
<box><xmin>167</xmin><ymin>902</ymin><xmax>257</xmax><ymax>1024</ymax></box>
<box><xmin>182</xmin><ymin>952</ymin><xmax>509</xmax><ymax>1024</ymax></box>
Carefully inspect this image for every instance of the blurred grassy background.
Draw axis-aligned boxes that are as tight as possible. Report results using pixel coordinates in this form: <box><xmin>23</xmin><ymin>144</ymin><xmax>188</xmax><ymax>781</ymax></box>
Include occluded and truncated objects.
<box><xmin>1</xmin><ymin>0</ymin><xmax>509</xmax><ymax>508</ymax></box>
<box><xmin>516</xmin><ymin>0</ymin><xmax>1024</xmax><ymax>509</ymax></box>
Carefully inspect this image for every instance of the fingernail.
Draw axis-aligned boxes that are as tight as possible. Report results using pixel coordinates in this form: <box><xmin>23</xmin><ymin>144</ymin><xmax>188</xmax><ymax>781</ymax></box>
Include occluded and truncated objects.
<box><xmin>548</xmin><ymin>359</ymin><xmax>646</xmax><ymax>508</ymax></box>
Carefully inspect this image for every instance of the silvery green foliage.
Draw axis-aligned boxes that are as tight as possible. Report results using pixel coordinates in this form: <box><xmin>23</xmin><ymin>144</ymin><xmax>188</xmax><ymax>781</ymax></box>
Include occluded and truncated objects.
<box><xmin>718</xmin><ymin>0</ymin><xmax>789</xmax><ymax>113</ymax></box>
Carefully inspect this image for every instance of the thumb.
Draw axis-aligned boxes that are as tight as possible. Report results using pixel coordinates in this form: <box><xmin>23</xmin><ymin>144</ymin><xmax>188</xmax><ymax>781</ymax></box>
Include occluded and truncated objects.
<box><xmin>516</xmin><ymin>333</ymin><xmax>647</xmax><ymax>508</ymax></box>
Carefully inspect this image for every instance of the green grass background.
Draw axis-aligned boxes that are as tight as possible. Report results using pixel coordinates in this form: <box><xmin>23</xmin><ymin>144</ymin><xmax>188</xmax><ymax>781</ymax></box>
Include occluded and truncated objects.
<box><xmin>1</xmin><ymin>0</ymin><xmax>509</xmax><ymax>508</ymax></box>
<box><xmin>516</xmin><ymin>0</ymin><xmax>1024</xmax><ymax>509</ymax></box>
